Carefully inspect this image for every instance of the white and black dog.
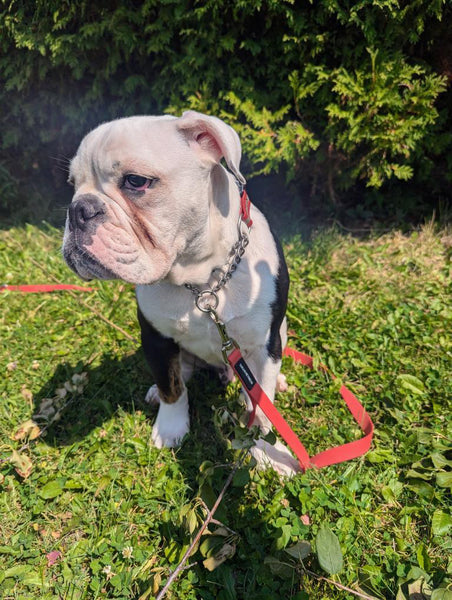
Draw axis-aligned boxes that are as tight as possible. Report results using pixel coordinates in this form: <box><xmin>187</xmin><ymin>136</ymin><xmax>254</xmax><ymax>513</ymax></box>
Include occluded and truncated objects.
<box><xmin>63</xmin><ymin>111</ymin><xmax>299</xmax><ymax>475</ymax></box>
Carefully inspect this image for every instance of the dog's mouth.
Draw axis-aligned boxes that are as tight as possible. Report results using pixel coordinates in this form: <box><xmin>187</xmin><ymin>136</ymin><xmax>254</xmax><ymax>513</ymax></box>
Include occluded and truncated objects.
<box><xmin>64</xmin><ymin>242</ymin><xmax>117</xmax><ymax>281</ymax></box>
<box><xmin>63</xmin><ymin>214</ymin><xmax>171</xmax><ymax>285</ymax></box>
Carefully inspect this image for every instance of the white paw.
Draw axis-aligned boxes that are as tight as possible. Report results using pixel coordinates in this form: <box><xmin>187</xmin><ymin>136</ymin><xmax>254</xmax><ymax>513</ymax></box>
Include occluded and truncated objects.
<box><xmin>145</xmin><ymin>384</ymin><xmax>161</xmax><ymax>406</ymax></box>
<box><xmin>151</xmin><ymin>391</ymin><xmax>190</xmax><ymax>448</ymax></box>
<box><xmin>276</xmin><ymin>373</ymin><xmax>288</xmax><ymax>393</ymax></box>
<box><xmin>251</xmin><ymin>438</ymin><xmax>300</xmax><ymax>477</ymax></box>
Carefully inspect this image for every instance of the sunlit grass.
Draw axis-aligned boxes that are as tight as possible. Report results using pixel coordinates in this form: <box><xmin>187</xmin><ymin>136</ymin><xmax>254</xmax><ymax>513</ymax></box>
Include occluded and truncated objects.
<box><xmin>1</xmin><ymin>222</ymin><xmax>451</xmax><ymax>599</ymax></box>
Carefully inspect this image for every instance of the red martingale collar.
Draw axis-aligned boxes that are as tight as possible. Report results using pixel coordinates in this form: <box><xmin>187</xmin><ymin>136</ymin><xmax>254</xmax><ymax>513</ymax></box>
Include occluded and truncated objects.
<box><xmin>240</xmin><ymin>190</ymin><xmax>253</xmax><ymax>228</ymax></box>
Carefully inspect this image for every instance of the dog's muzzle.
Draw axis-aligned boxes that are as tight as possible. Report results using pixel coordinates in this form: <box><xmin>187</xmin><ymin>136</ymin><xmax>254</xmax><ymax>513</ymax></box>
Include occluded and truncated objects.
<box><xmin>63</xmin><ymin>193</ymin><xmax>114</xmax><ymax>280</ymax></box>
<box><xmin>68</xmin><ymin>194</ymin><xmax>106</xmax><ymax>232</ymax></box>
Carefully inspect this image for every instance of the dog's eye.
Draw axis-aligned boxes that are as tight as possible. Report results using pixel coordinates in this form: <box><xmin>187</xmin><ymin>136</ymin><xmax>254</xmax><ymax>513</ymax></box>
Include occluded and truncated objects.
<box><xmin>123</xmin><ymin>174</ymin><xmax>153</xmax><ymax>191</ymax></box>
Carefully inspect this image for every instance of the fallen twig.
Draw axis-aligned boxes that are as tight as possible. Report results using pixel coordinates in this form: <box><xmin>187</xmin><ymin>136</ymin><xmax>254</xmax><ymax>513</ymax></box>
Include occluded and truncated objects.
<box><xmin>303</xmin><ymin>567</ymin><xmax>380</xmax><ymax>600</ymax></box>
<box><xmin>155</xmin><ymin>449</ymin><xmax>249</xmax><ymax>600</ymax></box>
<box><xmin>28</xmin><ymin>255</ymin><xmax>139</xmax><ymax>343</ymax></box>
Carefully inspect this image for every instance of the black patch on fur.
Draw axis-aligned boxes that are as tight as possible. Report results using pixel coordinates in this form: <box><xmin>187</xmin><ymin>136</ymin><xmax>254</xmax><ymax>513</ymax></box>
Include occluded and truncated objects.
<box><xmin>137</xmin><ymin>306</ymin><xmax>183</xmax><ymax>404</ymax></box>
<box><xmin>267</xmin><ymin>230</ymin><xmax>289</xmax><ymax>362</ymax></box>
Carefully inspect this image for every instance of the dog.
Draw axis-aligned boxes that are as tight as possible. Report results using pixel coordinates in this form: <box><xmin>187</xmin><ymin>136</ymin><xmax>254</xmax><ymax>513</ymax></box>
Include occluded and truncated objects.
<box><xmin>62</xmin><ymin>111</ymin><xmax>299</xmax><ymax>476</ymax></box>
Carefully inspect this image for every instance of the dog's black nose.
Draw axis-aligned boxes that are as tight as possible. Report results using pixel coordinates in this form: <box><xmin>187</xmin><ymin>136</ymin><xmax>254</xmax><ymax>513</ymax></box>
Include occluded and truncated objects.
<box><xmin>69</xmin><ymin>194</ymin><xmax>105</xmax><ymax>231</ymax></box>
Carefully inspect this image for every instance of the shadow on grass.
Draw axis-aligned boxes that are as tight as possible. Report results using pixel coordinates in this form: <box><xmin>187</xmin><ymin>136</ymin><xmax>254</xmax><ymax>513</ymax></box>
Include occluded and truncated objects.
<box><xmin>30</xmin><ymin>350</ymin><xmax>291</xmax><ymax>598</ymax></box>
<box><xmin>32</xmin><ymin>348</ymin><xmax>234</xmax><ymax>474</ymax></box>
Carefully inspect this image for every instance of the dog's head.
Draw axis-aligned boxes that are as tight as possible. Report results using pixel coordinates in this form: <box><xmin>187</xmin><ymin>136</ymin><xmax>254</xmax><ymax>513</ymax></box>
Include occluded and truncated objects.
<box><xmin>62</xmin><ymin>111</ymin><xmax>245</xmax><ymax>284</ymax></box>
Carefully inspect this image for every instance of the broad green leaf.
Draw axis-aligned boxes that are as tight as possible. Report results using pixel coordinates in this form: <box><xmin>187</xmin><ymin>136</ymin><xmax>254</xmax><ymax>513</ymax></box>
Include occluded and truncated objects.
<box><xmin>315</xmin><ymin>524</ymin><xmax>343</xmax><ymax>575</ymax></box>
<box><xmin>432</xmin><ymin>510</ymin><xmax>452</xmax><ymax>536</ymax></box>
<box><xmin>264</xmin><ymin>556</ymin><xmax>294</xmax><ymax>578</ymax></box>
<box><xmin>396</xmin><ymin>374</ymin><xmax>425</xmax><ymax>395</ymax></box>
<box><xmin>431</xmin><ymin>453</ymin><xmax>452</xmax><ymax>469</ymax></box>
<box><xmin>186</xmin><ymin>509</ymin><xmax>197</xmax><ymax>534</ymax></box>
<box><xmin>284</xmin><ymin>541</ymin><xmax>311</xmax><ymax>561</ymax></box>
<box><xmin>39</xmin><ymin>479</ymin><xmax>65</xmax><ymax>499</ymax></box>
<box><xmin>4</xmin><ymin>565</ymin><xmax>33</xmax><ymax>579</ymax></box>
<box><xmin>232</xmin><ymin>468</ymin><xmax>250</xmax><ymax>487</ymax></box>
<box><xmin>381</xmin><ymin>480</ymin><xmax>404</xmax><ymax>502</ymax></box>
<box><xmin>407</xmin><ymin>481</ymin><xmax>435</xmax><ymax>499</ymax></box>
<box><xmin>365</xmin><ymin>448</ymin><xmax>394</xmax><ymax>464</ymax></box>
<box><xmin>416</xmin><ymin>544</ymin><xmax>431</xmax><ymax>571</ymax></box>
<box><xmin>406</xmin><ymin>469</ymin><xmax>432</xmax><ymax>481</ymax></box>
<box><xmin>431</xmin><ymin>589</ymin><xmax>452</xmax><ymax>600</ymax></box>
<box><xmin>110</xmin><ymin>574</ymin><xmax>122</xmax><ymax>588</ymax></box>
<box><xmin>94</xmin><ymin>475</ymin><xmax>111</xmax><ymax>496</ymax></box>
<box><xmin>22</xmin><ymin>571</ymin><xmax>43</xmax><ymax>586</ymax></box>
<box><xmin>263</xmin><ymin>430</ymin><xmax>277</xmax><ymax>445</ymax></box>
<box><xmin>275</xmin><ymin>524</ymin><xmax>292</xmax><ymax>550</ymax></box>
<box><xmin>436</xmin><ymin>472</ymin><xmax>452</xmax><ymax>488</ymax></box>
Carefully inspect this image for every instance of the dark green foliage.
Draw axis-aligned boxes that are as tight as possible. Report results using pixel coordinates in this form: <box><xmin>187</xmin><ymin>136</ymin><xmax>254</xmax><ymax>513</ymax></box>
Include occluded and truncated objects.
<box><xmin>0</xmin><ymin>1</ymin><xmax>451</xmax><ymax>221</ymax></box>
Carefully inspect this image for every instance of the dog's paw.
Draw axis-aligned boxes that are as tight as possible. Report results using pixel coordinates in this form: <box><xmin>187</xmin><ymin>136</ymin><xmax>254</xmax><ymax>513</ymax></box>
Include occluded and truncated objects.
<box><xmin>151</xmin><ymin>392</ymin><xmax>190</xmax><ymax>449</ymax></box>
<box><xmin>145</xmin><ymin>384</ymin><xmax>161</xmax><ymax>406</ymax></box>
<box><xmin>251</xmin><ymin>438</ymin><xmax>300</xmax><ymax>477</ymax></box>
<box><xmin>152</xmin><ymin>414</ymin><xmax>190</xmax><ymax>448</ymax></box>
<box><xmin>276</xmin><ymin>373</ymin><xmax>288</xmax><ymax>393</ymax></box>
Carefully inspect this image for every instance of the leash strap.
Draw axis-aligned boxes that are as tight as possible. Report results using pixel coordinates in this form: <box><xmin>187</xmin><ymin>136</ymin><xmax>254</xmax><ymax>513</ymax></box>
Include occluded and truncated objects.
<box><xmin>227</xmin><ymin>346</ymin><xmax>374</xmax><ymax>472</ymax></box>
<box><xmin>1</xmin><ymin>284</ymin><xmax>94</xmax><ymax>293</ymax></box>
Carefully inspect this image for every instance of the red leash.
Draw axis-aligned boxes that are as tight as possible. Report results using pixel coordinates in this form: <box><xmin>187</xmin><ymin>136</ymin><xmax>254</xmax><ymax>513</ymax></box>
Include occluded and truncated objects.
<box><xmin>228</xmin><ymin>346</ymin><xmax>373</xmax><ymax>472</ymax></box>
<box><xmin>226</xmin><ymin>190</ymin><xmax>374</xmax><ymax>471</ymax></box>
<box><xmin>5</xmin><ymin>282</ymin><xmax>374</xmax><ymax>471</ymax></box>
<box><xmin>1</xmin><ymin>284</ymin><xmax>94</xmax><ymax>293</ymax></box>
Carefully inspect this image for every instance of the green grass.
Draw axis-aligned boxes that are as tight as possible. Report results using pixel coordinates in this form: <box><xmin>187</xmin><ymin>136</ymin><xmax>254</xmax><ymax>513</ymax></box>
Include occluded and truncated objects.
<box><xmin>1</xmin><ymin>222</ymin><xmax>451</xmax><ymax>600</ymax></box>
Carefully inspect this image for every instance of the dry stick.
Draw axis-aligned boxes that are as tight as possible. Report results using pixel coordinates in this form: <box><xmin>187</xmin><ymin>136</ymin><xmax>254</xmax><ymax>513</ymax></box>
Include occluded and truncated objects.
<box><xmin>8</xmin><ymin>232</ymin><xmax>138</xmax><ymax>344</ymax></box>
<box><xmin>26</xmin><ymin>255</ymin><xmax>139</xmax><ymax>344</ymax></box>
<box><xmin>303</xmin><ymin>568</ymin><xmax>379</xmax><ymax>600</ymax></box>
<box><xmin>155</xmin><ymin>449</ymin><xmax>249</xmax><ymax>600</ymax></box>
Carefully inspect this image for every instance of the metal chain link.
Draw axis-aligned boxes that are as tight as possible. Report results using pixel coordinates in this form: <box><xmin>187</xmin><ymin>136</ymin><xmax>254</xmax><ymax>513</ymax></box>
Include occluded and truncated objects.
<box><xmin>185</xmin><ymin>220</ymin><xmax>250</xmax><ymax>298</ymax></box>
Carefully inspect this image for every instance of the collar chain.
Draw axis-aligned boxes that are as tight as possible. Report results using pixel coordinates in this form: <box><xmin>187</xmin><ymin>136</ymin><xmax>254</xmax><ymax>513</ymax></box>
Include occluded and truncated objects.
<box><xmin>185</xmin><ymin>189</ymin><xmax>252</xmax><ymax>314</ymax></box>
<box><xmin>185</xmin><ymin>221</ymin><xmax>249</xmax><ymax>298</ymax></box>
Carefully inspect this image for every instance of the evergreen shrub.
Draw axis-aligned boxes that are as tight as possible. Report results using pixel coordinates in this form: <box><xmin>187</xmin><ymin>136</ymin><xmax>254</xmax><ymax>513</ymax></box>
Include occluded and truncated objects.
<box><xmin>0</xmin><ymin>0</ymin><xmax>450</xmax><ymax>220</ymax></box>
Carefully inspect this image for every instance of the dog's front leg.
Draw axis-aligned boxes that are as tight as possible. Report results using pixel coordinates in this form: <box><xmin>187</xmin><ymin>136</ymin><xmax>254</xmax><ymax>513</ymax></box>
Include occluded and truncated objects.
<box><xmin>241</xmin><ymin>347</ymin><xmax>300</xmax><ymax>477</ymax></box>
<box><xmin>138</xmin><ymin>308</ymin><xmax>192</xmax><ymax>448</ymax></box>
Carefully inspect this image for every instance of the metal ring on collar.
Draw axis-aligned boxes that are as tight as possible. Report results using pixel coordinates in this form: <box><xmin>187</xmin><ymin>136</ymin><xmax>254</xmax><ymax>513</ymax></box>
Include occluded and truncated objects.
<box><xmin>195</xmin><ymin>289</ymin><xmax>219</xmax><ymax>313</ymax></box>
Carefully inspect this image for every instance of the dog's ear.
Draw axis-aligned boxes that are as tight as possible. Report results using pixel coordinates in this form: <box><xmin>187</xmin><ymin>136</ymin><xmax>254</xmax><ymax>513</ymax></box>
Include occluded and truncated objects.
<box><xmin>177</xmin><ymin>111</ymin><xmax>246</xmax><ymax>187</ymax></box>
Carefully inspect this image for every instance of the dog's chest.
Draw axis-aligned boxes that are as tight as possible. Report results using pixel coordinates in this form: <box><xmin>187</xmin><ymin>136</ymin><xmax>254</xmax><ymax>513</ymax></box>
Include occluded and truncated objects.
<box><xmin>136</xmin><ymin>288</ymin><xmax>226</xmax><ymax>365</ymax></box>
<box><xmin>136</xmin><ymin>275</ymin><xmax>274</xmax><ymax>367</ymax></box>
